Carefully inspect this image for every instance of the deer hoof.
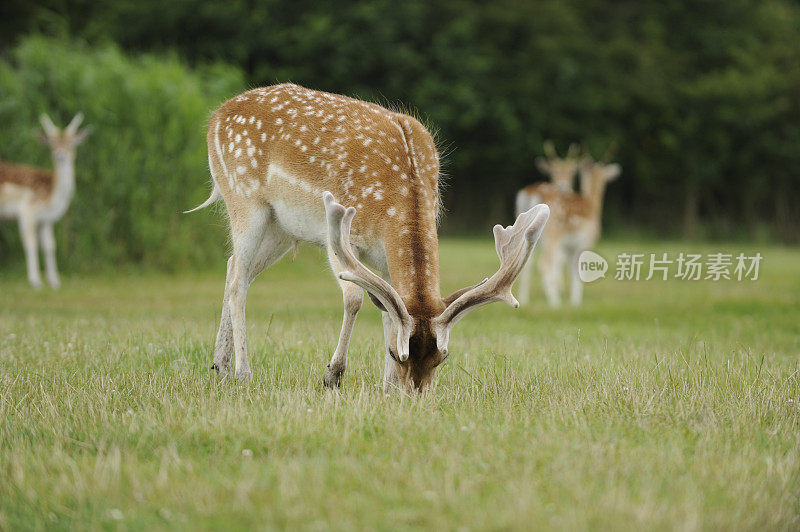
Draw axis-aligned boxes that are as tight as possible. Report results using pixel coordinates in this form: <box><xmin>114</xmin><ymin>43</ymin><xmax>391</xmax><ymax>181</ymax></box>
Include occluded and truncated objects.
<box><xmin>211</xmin><ymin>362</ymin><xmax>230</xmax><ymax>379</ymax></box>
<box><xmin>323</xmin><ymin>365</ymin><xmax>344</xmax><ymax>389</ymax></box>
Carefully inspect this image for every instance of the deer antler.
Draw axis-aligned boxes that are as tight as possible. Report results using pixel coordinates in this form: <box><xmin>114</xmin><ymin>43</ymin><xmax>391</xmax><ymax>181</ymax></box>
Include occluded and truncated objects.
<box><xmin>323</xmin><ymin>192</ymin><xmax>413</xmax><ymax>361</ymax></box>
<box><xmin>543</xmin><ymin>140</ymin><xmax>557</xmax><ymax>160</ymax></box>
<box><xmin>39</xmin><ymin>114</ymin><xmax>59</xmax><ymax>137</ymax></box>
<box><xmin>65</xmin><ymin>113</ymin><xmax>84</xmax><ymax>135</ymax></box>
<box><xmin>566</xmin><ymin>142</ymin><xmax>580</xmax><ymax>160</ymax></box>
<box><xmin>602</xmin><ymin>141</ymin><xmax>619</xmax><ymax>163</ymax></box>
<box><xmin>432</xmin><ymin>203</ymin><xmax>550</xmax><ymax>357</ymax></box>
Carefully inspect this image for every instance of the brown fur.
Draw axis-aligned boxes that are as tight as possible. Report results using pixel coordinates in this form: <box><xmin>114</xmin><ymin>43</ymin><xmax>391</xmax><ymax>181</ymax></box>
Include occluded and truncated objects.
<box><xmin>521</xmin><ymin>182</ymin><xmax>595</xmax><ymax>233</ymax></box>
<box><xmin>210</xmin><ymin>84</ymin><xmax>445</xmax><ymax>317</ymax></box>
<box><xmin>0</xmin><ymin>161</ymin><xmax>54</xmax><ymax>199</ymax></box>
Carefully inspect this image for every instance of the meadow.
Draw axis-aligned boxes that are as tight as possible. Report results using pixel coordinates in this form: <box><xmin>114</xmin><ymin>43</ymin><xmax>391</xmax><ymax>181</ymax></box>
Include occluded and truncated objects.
<box><xmin>0</xmin><ymin>238</ymin><xmax>798</xmax><ymax>530</ymax></box>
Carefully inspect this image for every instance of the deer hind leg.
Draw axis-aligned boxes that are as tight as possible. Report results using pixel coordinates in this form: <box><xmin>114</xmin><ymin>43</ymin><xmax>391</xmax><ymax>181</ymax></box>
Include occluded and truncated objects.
<box><xmin>223</xmin><ymin>207</ymin><xmax>293</xmax><ymax>382</ymax></box>
<box><xmin>323</xmin><ymin>245</ymin><xmax>364</xmax><ymax>388</ymax></box>
<box><xmin>18</xmin><ymin>211</ymin><xmax>42</xmax><ymax>289</ymax></box>
<box><xmin>39</xmin><ymin>223</ymin><xmax>60</xmax><ymax>288</ymax></box>
<box><xmin>211</xmin><ymin>255</ymin><xmax>236</xmax><ymax>378</ymax></box>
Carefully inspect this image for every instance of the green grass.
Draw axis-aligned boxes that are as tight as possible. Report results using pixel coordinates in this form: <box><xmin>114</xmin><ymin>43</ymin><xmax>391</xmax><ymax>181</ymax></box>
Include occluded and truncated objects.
<box><xmin>1</xmin><ymin>239</ymin><xmax>798</xmax><ymax>530</ymax></box>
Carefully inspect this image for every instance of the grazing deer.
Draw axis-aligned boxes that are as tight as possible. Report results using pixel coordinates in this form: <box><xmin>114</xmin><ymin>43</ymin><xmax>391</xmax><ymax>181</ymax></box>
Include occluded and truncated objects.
<box><xmin>188</xmin><ymin>83</ymin><xmax>549</xmax><ymax>392</ymax></box>
<box><xmin>515</xmin><ymin>146</ymin><xmax>619</xmax><ymax>307</ymax></box>
<box><xmin>0</xmin><ymin>114</ymin><xmax>91</xmax><ymax>288</ymax></box>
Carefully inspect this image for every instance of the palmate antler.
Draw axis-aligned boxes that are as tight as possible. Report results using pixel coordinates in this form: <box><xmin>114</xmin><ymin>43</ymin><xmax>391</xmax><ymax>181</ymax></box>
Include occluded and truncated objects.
<box><xmin>432</xmin><ymin>203</ymin><xmax>550</xmax><ymax>357</ymax></box>
<box><xmin>323</xmin><ymin>192</ymin><xmax>414</xmax><ymax>361</ymax></box>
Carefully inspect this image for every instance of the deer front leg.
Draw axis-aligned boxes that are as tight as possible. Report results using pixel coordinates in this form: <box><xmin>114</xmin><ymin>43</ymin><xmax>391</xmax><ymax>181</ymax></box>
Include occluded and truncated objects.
<box><xmin>323</xmin><ymin>246</ymin><xmax>363</xmax><ymax>388</ymax></box>
<box><xmin>516</xmin><ymin>244</ymin><xmax>536</xmax><ymax>306</ymax></box>
<box><xmin>539</xmin><ymin>244</ymin><xmax>564</xmax><ymax>307</ymax></box>
<box><xmin>382</xmin><ymin>311</ymin><xmax>403</xmax><ymax>394</ymax></box>
<box><xmin>18</xmin><ymin>212</ymin><xmax>42</xmax><ymax>289</ymax></box>
<box><xmin>39</xmin><ymin>223</ymin><xmax>60</xmax><ymax>288</ymax></box>
<box><xmin>569</xmin><ymin>250</ymin><xmax>583</xmax><ymax>306</ymax></box>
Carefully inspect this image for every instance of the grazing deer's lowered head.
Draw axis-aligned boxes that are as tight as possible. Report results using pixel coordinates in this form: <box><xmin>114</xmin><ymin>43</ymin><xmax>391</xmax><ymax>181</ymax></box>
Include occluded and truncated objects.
<box><xmin>189</xmin><ymin>83</ymin><xmax>549</xmax><ymax>392</ymax></box>
<box><xmin>325</xmin><ymin>191</ymin><xmax>549</xmax><ymax>390</ymax></box>
<box><xmin>0</xmin><ymin>113</ymin><xmax>91</xmax><ymax>288</ymax></box>
<box><xmin>534</xmin><ymin>141</ymin><xmax>580</xmax><ymax>192</ymax></box>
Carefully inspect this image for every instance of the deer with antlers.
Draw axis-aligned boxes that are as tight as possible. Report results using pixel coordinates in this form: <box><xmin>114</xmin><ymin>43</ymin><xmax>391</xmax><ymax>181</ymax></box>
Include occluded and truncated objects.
<box><xmin>188</xmin><ymin>83</ymin><xmax>549</xmax><ymax>391</ymax></box>
<box><xmin>515</xmin><ymin>145</ymin><xmax>620</xmax><ymax>307</ymax></box>
<box><xmin>0</xmin><ymin>114</ymin><xmax>91</xmax><ymax>288</ymax></box>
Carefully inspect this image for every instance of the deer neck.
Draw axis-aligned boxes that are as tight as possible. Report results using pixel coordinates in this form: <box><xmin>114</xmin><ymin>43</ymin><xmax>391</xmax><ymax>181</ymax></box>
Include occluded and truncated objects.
<box><xmin>383</xmin><ymin>200</ymin><xmax>444</xmax><ymax>318</ymax></box>
<box><xmin>581</xmin><ymin>175</ymin><xmax>606</xmax><ymax>222</ymax></box>
<box><xmin>48</xmin><ymin>152</ymin><xmax>76</xmax><ymax>217</ymax></box>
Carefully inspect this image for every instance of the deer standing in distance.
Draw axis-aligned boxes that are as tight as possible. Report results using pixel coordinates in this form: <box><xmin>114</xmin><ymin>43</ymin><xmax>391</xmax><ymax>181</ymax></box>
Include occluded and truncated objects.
<box><xmin>0</xmin><ymin>114</ymin><xmax>91</xmax><ymax>288</ymax></box>
<box><xmin>188</xmin><ymin>83</ymin><xmax>549</xmax><ymax>392</ymax></box>
<box><xmin>515</xmin><ymin>144</ymin><xmax>620</xmax><ymax>307</ymax></box>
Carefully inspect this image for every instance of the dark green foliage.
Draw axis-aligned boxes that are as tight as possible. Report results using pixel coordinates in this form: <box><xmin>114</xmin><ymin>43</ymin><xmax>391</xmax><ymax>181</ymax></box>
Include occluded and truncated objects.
<box><xmin>0</xmin><ymin>37</ymin><xmax>243</xmax><ymax>270</ymax></box>
<box><xmin>1</xmin><ymin>1</ymin><xmax>799</xmax><ymax>270</ymax></box>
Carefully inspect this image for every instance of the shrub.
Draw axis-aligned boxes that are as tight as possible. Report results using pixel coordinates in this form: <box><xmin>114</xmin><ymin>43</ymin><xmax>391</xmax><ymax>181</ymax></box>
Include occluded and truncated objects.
<box><xmin>0</xmin><ymin>36</ymin><xmax>245</xmax><ymax>271</ymax></box>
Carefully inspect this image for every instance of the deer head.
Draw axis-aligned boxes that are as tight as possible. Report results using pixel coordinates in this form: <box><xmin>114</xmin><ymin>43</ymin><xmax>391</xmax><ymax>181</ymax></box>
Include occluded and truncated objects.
<box><xmin>535</xmin><ymin>140</ymin><xmax>579</xmax><ymax>191</ymax></box>
<box><xmin>37</xmin><ymin>113</ymin><xmax>92</xmax><ymax>165</ymax></box>
<box><xmin>324</xmin><ymin>192</ymin><xmax>550</xmax><ymax>391</ymax></box>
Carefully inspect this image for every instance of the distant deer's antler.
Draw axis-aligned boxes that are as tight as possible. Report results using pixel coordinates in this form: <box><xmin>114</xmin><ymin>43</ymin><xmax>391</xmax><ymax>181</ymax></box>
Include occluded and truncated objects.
<box><xmin>543</xmin><ymin>140</ymin><xmax>557</xmax><ymax>160</ymax></box>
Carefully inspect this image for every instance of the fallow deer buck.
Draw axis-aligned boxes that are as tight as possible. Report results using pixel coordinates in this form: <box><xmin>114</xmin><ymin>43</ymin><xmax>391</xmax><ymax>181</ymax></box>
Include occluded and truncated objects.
<box><xmin>515</xmin><ymin>146</ymin><xmax>620</xmax><ymax>307</ymax></box>
<box><xmin>0</xmin><ymin>114</ymin><xmax>91</xmax><ymax>288</ymax></box>
<box><xmin>188</xmin><ymin>83</ymin><xmax>549</xmax><ymax>392</ymax></box>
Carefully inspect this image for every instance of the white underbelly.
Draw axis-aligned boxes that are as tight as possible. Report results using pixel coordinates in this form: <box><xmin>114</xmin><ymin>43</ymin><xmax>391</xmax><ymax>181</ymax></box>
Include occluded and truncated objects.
<box><xmin>271</xmin><ymin>199</ymin><xmax>328</xmax><ymax>246</ymax></box>
<box><xmin>269</xmin><ymin>198</ymin><xmax>388</xmax><ymax>273</ymax></box>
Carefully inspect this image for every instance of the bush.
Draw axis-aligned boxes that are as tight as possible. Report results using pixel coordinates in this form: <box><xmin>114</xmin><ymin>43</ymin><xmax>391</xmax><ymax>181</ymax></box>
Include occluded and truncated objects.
<box><xmin>0</xmin><ymin>36</ymin><xmax>245</xmax><ymax>271</ymax></box>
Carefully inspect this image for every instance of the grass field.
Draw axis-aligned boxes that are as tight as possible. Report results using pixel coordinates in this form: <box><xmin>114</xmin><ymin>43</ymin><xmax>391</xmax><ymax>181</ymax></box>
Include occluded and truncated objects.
<box><xmin>1</xmin><ymin>239</ymin><xmax>798</xmax><ymax>530</ymax></box>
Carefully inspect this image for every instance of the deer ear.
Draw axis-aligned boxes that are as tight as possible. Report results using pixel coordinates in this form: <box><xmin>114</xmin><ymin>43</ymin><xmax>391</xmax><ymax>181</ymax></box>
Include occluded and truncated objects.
<box><xmin>39</xmin><ymin>114</ymin><xmax>59</xmax><ymax>137</ymax></box>
<box><xmin>605</xmin><ymin>163</ymin><xmax>621</xmax><ymax>181</ymax></box>
<box><xmin>535</xmin><ymin>157</ymin><xmax>550</xmax><ymax>175</ymax></box>
<box><xmin>72</xmin><ymin>125</ymin><xmax>93</xmax><ymax>146</ymax></box>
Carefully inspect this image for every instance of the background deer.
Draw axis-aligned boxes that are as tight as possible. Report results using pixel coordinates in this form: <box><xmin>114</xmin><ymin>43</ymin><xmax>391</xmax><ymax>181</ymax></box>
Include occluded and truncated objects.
<box><xmin>0</xmin><ymin>114</ymin><xmax>91</xmax><ymax>288</ymax></box>
<box><xmin>515</xmin><ymin>145</ymin><xmax>619</xmax><ymax>307</ymax></box>
<box><xmin>189</xmin><ymin>83</ymin><xmax>549</xmax><ymax>392</ymax></box>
